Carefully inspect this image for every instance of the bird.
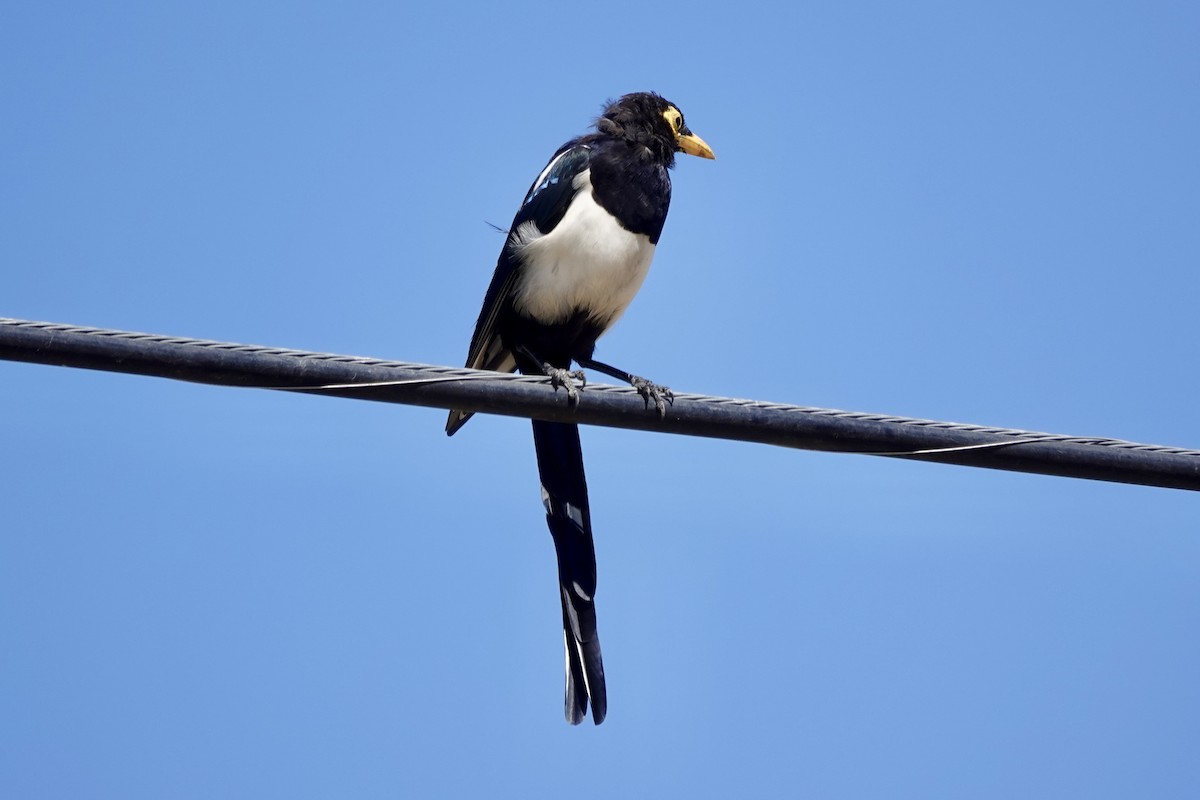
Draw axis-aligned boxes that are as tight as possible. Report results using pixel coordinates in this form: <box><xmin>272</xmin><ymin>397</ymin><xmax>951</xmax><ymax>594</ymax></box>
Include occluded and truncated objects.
<box><xmin>446</xmin><ymin>92</ymin><xmax>714</xmax><ymax>725</ymax></box>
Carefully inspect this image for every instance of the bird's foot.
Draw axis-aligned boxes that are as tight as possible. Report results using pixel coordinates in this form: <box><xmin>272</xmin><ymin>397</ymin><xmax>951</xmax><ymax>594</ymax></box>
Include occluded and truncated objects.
<box><xmin>629</xmin><ymin>375</ymin><xmax>674</xmax><ymax>417</ymax></box>
<box><xmin>544</xmin><ymin>364</ymin><xmax>586</xmax><ymax>406</ymax></box>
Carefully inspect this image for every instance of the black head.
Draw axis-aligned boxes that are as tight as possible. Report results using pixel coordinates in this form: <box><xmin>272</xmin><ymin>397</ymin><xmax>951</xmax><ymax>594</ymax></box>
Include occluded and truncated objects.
<box><xmin>595</xmin><ymin>92</ymin><xmax>715</xmax><ymax>166</ymax></box>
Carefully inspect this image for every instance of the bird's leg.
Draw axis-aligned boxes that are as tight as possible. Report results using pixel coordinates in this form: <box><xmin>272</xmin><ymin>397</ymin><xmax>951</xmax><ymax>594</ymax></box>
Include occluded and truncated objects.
<box><xmin>576</xmin><ymin>357</ymin><xmax>674</xmax><ymax>417</ymax></box>
<box><xmin>516</xmin><ymin>345</ymin><xmax>586</xmax><ymax>406</ymax></box>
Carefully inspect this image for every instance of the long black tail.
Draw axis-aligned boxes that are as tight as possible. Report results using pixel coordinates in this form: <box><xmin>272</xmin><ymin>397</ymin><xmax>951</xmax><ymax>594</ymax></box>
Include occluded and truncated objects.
<box><xmin>531</xmin><ymin>419</ymin><xmax>607</xmax><ymax>725</ymax></box>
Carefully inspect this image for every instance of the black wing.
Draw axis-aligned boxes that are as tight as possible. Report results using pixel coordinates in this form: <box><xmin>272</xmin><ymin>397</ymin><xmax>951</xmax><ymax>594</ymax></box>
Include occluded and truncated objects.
<box><xmin>446</xmin><ymin>142</ymin><xmax>593</xmax><ymax>435</ymax></box>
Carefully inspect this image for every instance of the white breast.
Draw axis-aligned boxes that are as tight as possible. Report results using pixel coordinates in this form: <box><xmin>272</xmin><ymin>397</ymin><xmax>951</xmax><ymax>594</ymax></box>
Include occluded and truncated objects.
<box><xmin>509</xmin><ymin>169</ymin><xmax>656</xmax><ymax>332</ymax></box>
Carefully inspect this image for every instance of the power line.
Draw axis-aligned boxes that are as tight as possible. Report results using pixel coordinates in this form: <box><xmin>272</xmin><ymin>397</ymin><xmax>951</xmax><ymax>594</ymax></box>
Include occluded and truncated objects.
<box><xmin>2</xmin><ymin>317</ymin><xmax>1198</xmax><ymax>492</ymax></box>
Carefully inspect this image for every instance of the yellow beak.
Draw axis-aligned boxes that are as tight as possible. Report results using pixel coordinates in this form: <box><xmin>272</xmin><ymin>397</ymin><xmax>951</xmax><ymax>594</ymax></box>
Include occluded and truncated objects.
<box><xmin>677</xmin><ymin>131</ymin><xmax>716</xmax><ymax>160</ymax></box>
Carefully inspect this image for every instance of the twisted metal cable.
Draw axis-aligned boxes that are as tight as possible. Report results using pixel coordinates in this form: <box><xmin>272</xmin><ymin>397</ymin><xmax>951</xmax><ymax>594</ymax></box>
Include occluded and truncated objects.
<box><xmin>2</xmin><ymin>317</ymin><xmax>1198</xmax><ymax>490</ymax></box>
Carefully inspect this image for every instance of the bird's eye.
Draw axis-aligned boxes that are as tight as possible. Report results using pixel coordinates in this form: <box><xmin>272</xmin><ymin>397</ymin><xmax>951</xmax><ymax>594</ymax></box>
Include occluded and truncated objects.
<box><xmin>673</xmin><ymin>114</ymin><xmax>683</xmax><ymax>131</ymax></box>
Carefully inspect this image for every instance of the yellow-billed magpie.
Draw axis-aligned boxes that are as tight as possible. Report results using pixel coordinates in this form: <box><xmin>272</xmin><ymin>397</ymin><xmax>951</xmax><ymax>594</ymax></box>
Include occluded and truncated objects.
<box><xmin>446</xmin><ymin>92</ymin><xmax>713</xmax><ymax>725</ymax></box>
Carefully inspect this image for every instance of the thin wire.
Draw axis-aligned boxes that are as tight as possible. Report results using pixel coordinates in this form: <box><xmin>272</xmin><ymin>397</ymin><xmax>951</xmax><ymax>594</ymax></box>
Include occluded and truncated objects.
<box><xmin>240</xmin><ymin>375</ymin><xmax>1053</xmax><ymax>457</ymax></box>
<box><xmin>2</xmin><ymin>317</ymin><xmax>1198</xmax><ymax>490</ymax></box>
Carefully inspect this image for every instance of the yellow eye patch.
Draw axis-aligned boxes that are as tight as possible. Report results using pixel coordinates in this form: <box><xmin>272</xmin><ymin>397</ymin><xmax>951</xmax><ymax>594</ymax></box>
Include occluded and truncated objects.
<box><xmin>663</xmin><ymin>105</ymin><xmax>684</xmax><ymax>132</ymax></box>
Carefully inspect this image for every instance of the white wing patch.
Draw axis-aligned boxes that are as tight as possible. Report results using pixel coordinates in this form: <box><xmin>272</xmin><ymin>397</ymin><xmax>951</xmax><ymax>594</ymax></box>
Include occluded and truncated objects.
<box><xmin>510</xmin><ymin>169</ymin><xmax>656</xmax><ymax>332</ymax></box>
<box><xmin>524</xmin><ymin>147</ymin><xmax>578</xmax><ymax>206</ymax></box>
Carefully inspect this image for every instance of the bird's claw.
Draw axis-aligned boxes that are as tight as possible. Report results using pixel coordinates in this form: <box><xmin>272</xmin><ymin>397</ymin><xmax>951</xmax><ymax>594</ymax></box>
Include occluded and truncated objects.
<box><xmin>629</xmin><ymin>376</ymin><xmax>674</xmax><ymax>417</ymax></box>
<box><xmin>543</xmin><ymin>364</ymin><xmax>586</xmax><ymax>406</ymax></box>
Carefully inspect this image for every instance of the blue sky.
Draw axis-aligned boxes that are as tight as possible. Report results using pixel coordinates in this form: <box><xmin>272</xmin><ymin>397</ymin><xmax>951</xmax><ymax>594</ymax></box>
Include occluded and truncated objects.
<box><xmin>3</xmin><ymin>2</ymin><xmax>1198</xmax><ymax>797</ymax></box>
